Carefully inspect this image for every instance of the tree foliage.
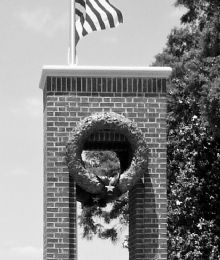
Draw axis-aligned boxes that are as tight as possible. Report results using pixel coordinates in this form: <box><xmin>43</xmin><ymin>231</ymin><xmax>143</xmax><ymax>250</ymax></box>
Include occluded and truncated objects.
<box><xmin>79</xmin><ymin>151</ymin><xmax>129</xmax><ymax>242</ymax></box>
<box><xmin>82</xmin><ymin>150</ymin><xmax>121</xmax><ymax>179</ymax></box>
<box><xmin>78</xmin><ymin>0</ymin><xmax>220</xmax><ymax>258</ymax></box>
<box><xmin>78</xmin><ymin>193</ymin><xmax>129</xmax><ymax>242</ymax></box>
<box><xmin>154</xmin><ymin>0</ymin><xmax>220</xmax><ymax>258</ymax></box>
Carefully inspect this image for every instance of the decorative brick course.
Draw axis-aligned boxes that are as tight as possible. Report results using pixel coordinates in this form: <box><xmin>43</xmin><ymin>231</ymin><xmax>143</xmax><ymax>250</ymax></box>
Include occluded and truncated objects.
<box><xmin>46</xmin><ymin>76</ymin><xmax>167</xmax><ymax>97</ymax></box>
<box><xmin>42</xmin><ymin>69</ymin><xmax>169</xmax><ymax>260</ymax></box>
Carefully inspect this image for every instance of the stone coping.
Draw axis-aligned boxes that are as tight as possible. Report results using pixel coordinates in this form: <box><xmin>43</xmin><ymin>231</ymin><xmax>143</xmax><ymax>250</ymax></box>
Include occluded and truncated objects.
<box><xmin>39</xmin><ymin>65</ymin><xmax>172</xmax><ymax>90</ymax></box>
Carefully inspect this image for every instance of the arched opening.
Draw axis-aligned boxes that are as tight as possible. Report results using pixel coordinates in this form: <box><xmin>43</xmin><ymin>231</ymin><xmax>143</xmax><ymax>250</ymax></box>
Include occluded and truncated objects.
<box><xmin>82</xmin><ymin>129</ymin><xmax>133</xmax><ymax>173</ymax></box>
<box><xmin>75</xmin><ymin>129</ymin><xmax>133</xmax><ymax>207</ymax></box>
<box><xmin>77</xmin><ymin>130</ymin><xmax>131</xmax><ymax>260</ymax></box>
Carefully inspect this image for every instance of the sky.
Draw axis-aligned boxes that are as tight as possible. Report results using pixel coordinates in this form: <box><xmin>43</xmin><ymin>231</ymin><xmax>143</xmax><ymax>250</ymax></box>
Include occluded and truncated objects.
<box><xmin>0</xmin><ymin>0</ymin><xmax>186</xmax><ymax>259</ymax></box>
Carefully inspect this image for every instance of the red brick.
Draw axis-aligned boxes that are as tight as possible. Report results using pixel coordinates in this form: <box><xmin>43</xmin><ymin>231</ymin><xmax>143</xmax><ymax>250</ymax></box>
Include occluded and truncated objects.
<box><xmin>43</xmin><ymin>74</ymin><xmax>168</xmax><ymax>260</ymax></box>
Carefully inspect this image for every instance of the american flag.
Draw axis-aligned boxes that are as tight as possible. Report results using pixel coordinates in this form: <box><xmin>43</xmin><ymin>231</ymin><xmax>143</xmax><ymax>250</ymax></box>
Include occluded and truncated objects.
<box><xmin>75</xmin><ymin>0</ymin><xmax>123</xmax><ymax>44</ymax></box>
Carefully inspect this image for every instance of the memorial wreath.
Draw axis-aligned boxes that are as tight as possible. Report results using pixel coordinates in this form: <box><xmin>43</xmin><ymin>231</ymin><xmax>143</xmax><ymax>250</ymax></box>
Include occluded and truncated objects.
<box><xmin>66</xmin><ymin>112</ymin><xmax>148</xmax><ymax>205</ymax></box>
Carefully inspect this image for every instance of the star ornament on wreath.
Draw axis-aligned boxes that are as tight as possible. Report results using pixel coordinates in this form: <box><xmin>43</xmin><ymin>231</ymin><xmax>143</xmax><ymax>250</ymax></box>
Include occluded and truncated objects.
<box><xmin>66</xmin><ymin>112</ymin><xmax>148</xmax><ymax>206</ymax></box>
<box><xmin>105</xmin><ymin>185</ymin><xmax>115</xmax><ymax>192</ymax></box>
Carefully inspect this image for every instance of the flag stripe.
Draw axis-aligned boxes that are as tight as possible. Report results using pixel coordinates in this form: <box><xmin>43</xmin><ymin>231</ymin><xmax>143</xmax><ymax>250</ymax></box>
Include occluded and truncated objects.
<box><xmin>87</xmin><ymin>0</ymin><xmax>106</xmax><ymax>30</ymax></box>
<box><xmin>106</xmin><ymin>0</ymin><xmax>123</xmax><ymax>24</ymax></box>
<box><xmin>87</xmin><ymin>5</ymin><xmax>102</xmax><ymax>31</ymax></box>
<box><xmin>75</xmin><ymin>0</ymin><xmax>86</xmax><ymax>17</ymax></box>
<box><xmin>107</xmin><ymin>0</ymin><xmax>122</xmax><ymax>25</ymax></box>
<box><xmin>91</xmin><ymin>0</ymin><xmax>111</xmax><ymax>28</ymax></box>
<box><xmin>95</xmin><ymin>0</ymin><xmax>114</xmax><ymax>28</ymax></box>
<box><xmin>75</xmin><ymin>20</ymin><xmax>83</xmax><ymax>40</ymax></box>
<box><xmin>75</xmin><ymin>9</ymin><xmax>84</xmax><ymax>19</ymax></box>
<box><xmin>75</xmin><ymin>2</ymin><xmax>85</xmax><ymax>11</ymax></box>
<box><xmin>74</xmin><ymin>0</ymin><xmax>123</xmax><ymax>45</ymax></box>
<box><xmin>85</xmin><ymin>14</ymin><xmax>97</xmax><ymax>33</ymax></box>
<box><xmin>83</xmin><ymin>21</ymin><xmax>92</xmax><ymax>35</ymax></box>
<box><xmin>76</xmin><ymin>0</ymin><xmax>85</xmax><ymax>7</ymax></box>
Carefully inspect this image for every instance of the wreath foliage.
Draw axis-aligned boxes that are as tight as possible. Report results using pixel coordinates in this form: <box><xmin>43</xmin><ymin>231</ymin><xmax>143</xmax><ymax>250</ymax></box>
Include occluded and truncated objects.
<box><xmin>66</xmin><ymin>112</ymin><xmax>148</xmax><ymax>205</ymax></box>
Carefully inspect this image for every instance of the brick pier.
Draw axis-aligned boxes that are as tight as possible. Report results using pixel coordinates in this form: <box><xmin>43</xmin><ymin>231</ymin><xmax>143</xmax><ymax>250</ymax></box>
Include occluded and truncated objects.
<box><xmin>40</xmin><ymin>66</ymin><xmax>171</xmax><ymax>260</ymax></box>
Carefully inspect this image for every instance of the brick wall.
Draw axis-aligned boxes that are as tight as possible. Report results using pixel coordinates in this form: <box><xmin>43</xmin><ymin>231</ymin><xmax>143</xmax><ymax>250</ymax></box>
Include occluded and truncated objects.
<box><xmin>43</xmin><ymin>72</ymin><xmax>168</xmax><ymax>260</ymax></box>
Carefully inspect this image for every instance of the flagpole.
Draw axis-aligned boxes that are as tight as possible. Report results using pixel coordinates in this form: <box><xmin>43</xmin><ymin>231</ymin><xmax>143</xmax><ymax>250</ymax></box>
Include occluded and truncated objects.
<box><xmin>69</xmin><ymin>0</ymin><xmax>76</xmax><ymax>66</ymax></box>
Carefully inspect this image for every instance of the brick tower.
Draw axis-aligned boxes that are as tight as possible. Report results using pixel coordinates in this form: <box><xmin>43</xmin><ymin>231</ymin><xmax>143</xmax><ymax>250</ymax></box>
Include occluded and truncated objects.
<box><xmin>40</xmin><ymin>66</ymin><xmax>171</xmax><ymax>260</ymax></box>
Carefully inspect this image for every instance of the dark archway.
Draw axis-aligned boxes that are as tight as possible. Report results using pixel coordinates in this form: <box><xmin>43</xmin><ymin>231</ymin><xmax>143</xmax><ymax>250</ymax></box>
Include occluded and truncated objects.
<box><xmin>83</xmin><ymin>128</ymin><xmax>133</xmax><ymax>173</ymax></box>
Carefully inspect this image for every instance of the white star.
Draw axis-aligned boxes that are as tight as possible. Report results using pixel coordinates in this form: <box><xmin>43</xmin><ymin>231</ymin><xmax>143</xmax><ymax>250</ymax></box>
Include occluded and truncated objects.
<box><xmin>105</xmin><ymin>185</ymin><xmax>115</xmax><ymax>192</ymax></box>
